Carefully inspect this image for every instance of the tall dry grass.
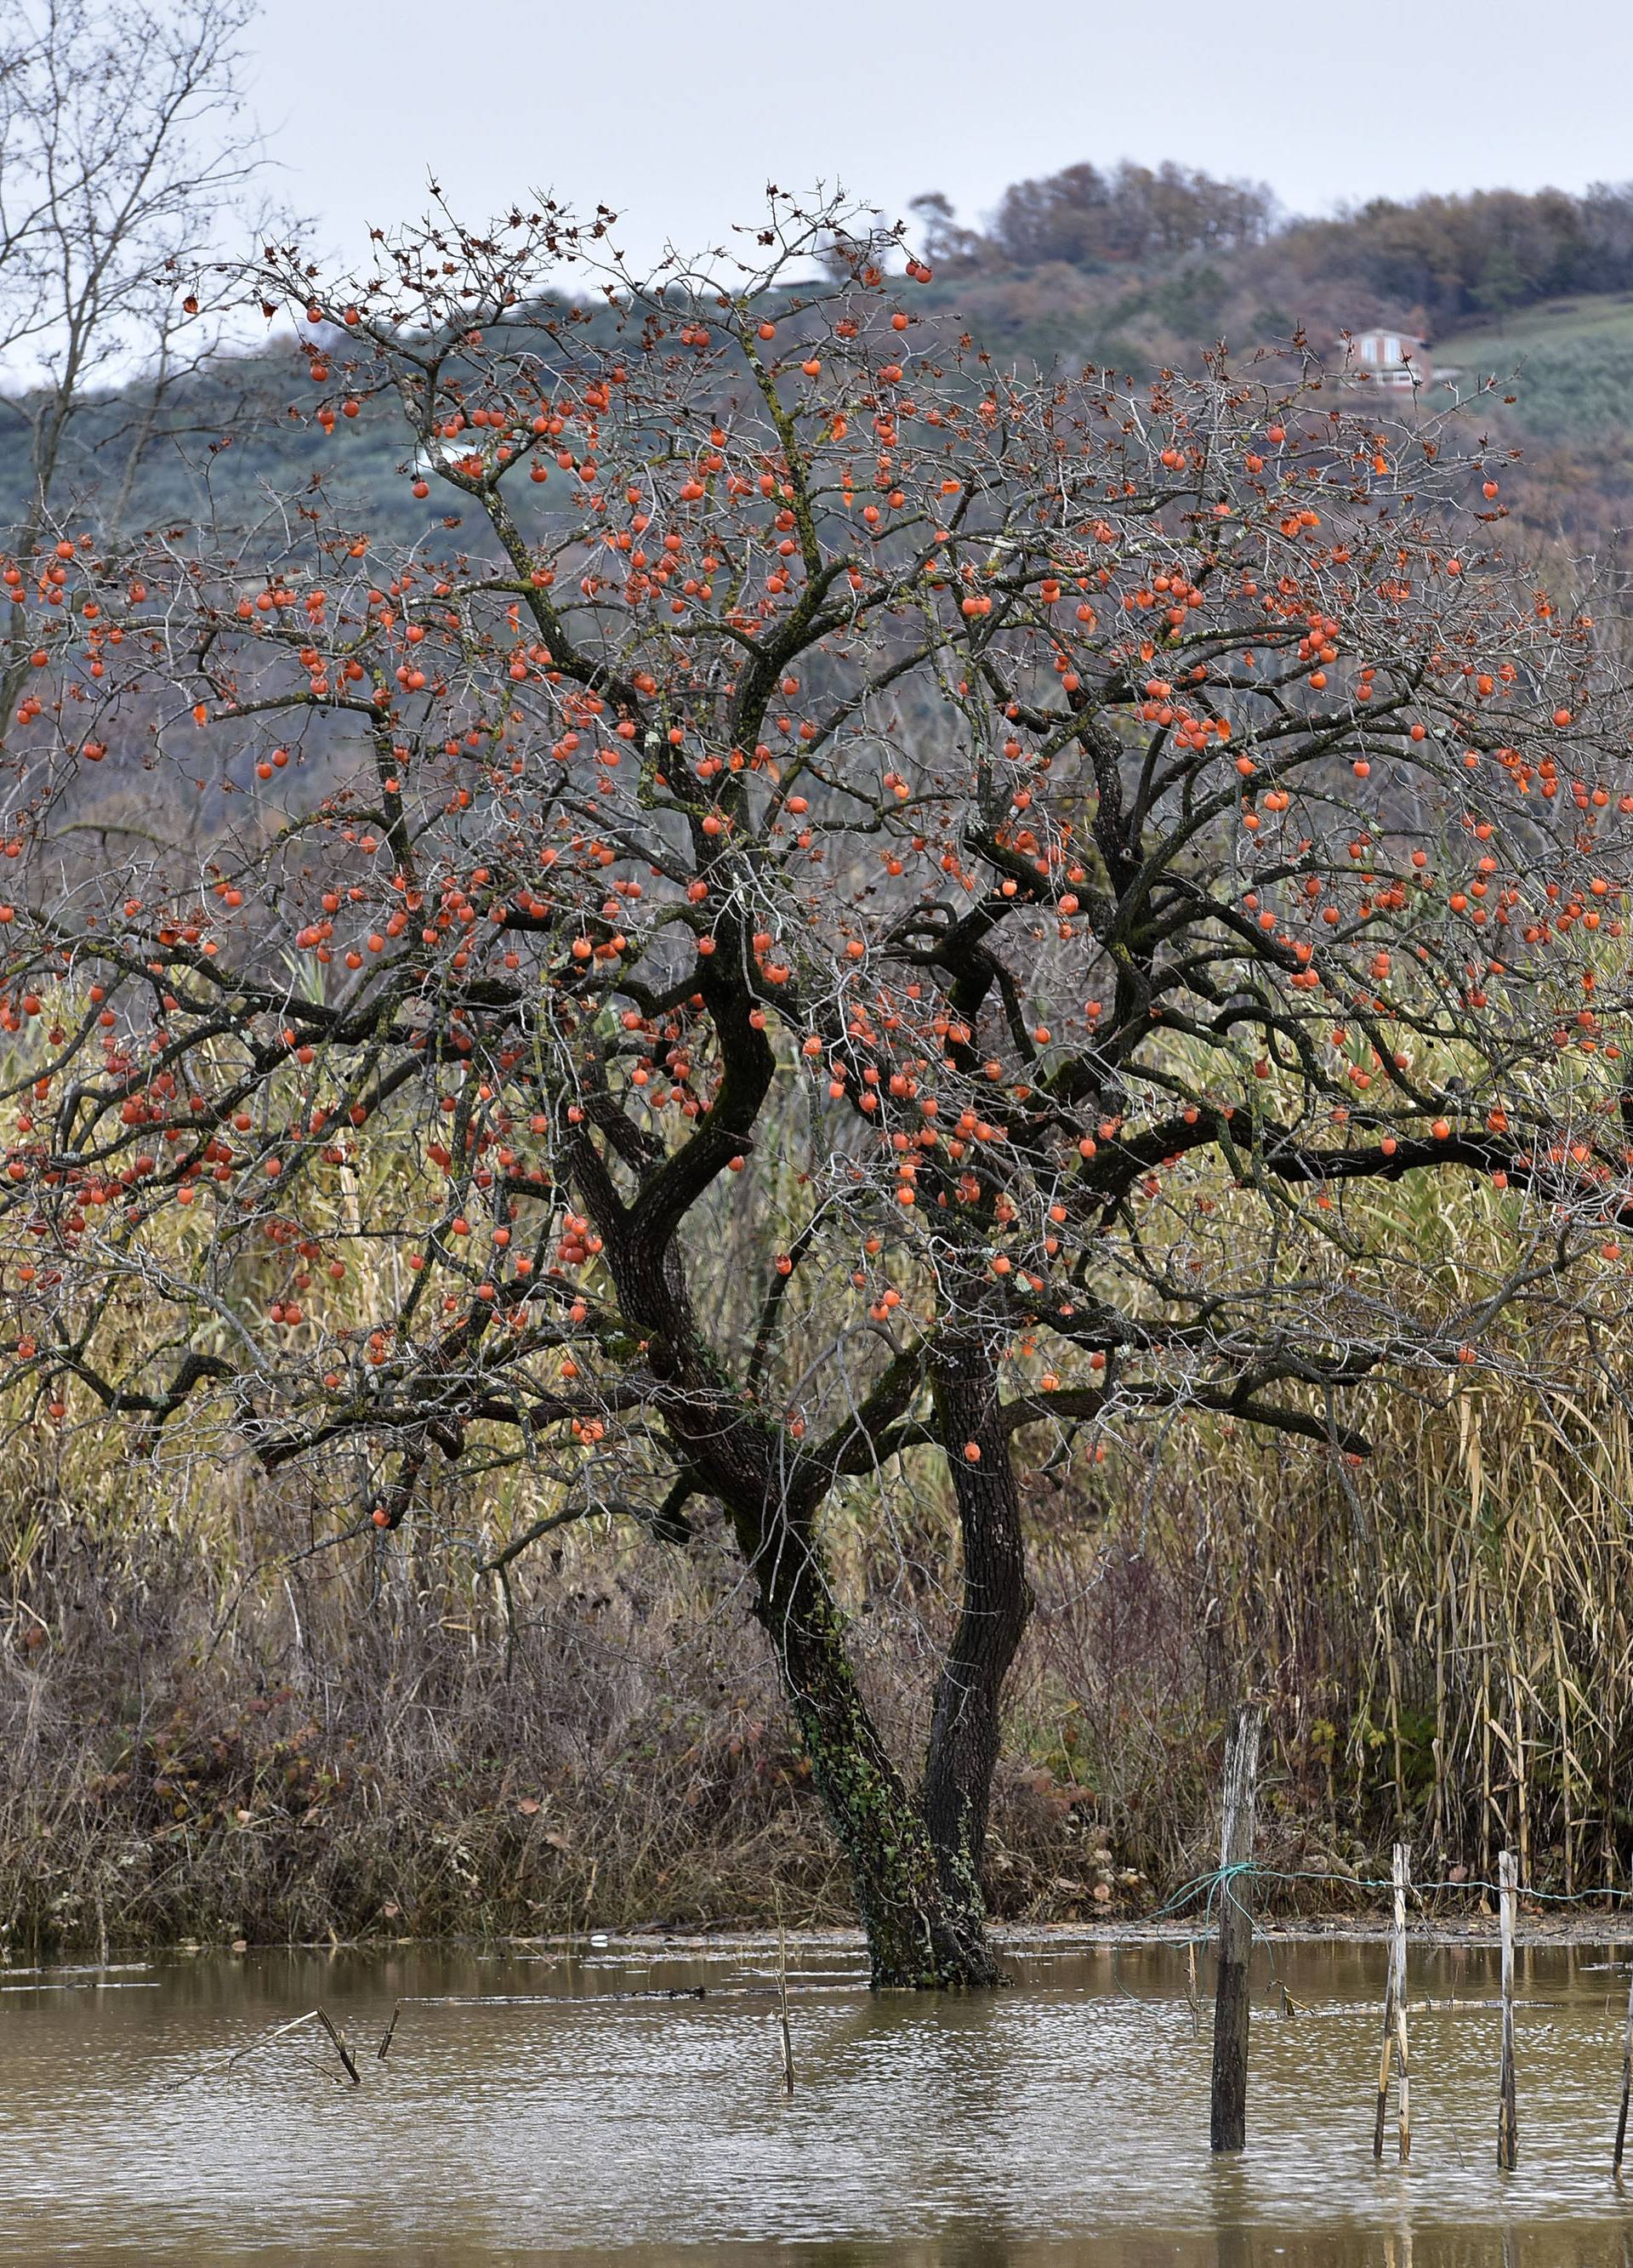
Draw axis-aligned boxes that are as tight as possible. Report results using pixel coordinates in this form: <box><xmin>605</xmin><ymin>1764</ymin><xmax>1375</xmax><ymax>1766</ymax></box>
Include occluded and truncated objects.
<box><xmin>0</xmin><ymin>1423</ymin><xmax>1139</xmax><ymax>1957</ymax></box>
<box><xmin>5</xmin><ymin>1313</ymin><xmax>1630</xmax><ymax>1960</ymax></box>
<box><xmin>1093</xmin><ymin>1156</ymin><xmax>1633</xmax><ymax>1905</ymax></box>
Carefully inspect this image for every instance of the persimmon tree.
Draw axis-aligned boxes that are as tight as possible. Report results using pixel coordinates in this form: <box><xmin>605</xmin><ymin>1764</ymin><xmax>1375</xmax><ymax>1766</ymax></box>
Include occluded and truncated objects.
<box><xmin>3</xmin><ymin>195</ymin><xmax>1631</xmax><ymax>1986</ymax></box>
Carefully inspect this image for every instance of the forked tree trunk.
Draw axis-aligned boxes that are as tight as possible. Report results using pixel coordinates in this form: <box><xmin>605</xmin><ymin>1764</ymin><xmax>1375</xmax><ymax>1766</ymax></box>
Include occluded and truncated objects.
<box><xmin>923</xmin><ymin>1342</ymin><xmax>1034</xmax><ymax>1909</ymax></box>
<box><xmin>732</xmin><ymin>1496</ymin><xmax>1005</xmax><ymax>1987</ymax></box>
<box><xmin>622</xmin><ymin>1228</ymin><xmax>1019</xmax><ymax>1986</ymax></box>
<box><xmin>775</xmin><ymin>1582</ymin><xmax>1004</xmax><ymax>1987</ymax></box>
<box><xmin>725</xmin><ymin>1355</ymin><xmax>1030</xmax><ymax>1986</ymax></box>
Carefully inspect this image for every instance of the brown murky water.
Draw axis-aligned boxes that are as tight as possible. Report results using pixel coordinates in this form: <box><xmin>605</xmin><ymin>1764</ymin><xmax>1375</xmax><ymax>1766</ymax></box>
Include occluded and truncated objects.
<box><xmin>7</xmin><ymin>1935</ymin><xmax>1633</xmax><ymax>2264</ymax></box>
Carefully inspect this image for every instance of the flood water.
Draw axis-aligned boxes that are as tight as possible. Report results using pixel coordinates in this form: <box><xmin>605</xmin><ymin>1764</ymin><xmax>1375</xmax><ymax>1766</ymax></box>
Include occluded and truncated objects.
<box><xmin>8</xmin><ymin>1934</ymin><xmax>1633</xmax><ymax>2265</ymax></box>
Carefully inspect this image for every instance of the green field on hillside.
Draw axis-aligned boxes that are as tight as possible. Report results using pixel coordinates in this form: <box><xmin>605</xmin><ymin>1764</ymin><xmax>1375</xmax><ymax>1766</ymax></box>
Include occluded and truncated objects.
<box><xmin>1437</xmin><ymin>293</ymin><xmax>1633</xmax><ymax>442</ymax></box>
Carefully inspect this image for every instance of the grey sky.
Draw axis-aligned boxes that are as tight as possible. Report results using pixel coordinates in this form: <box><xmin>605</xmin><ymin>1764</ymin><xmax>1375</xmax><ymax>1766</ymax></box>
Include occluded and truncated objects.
<box><xmin>246</xmin><ymin>0</ymin><xmax>1633</xmax><ymax>271</ymax></box>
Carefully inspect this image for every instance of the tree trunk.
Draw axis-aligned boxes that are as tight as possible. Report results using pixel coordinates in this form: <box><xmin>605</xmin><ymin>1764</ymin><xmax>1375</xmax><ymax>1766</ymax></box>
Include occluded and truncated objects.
<box><xmin>774</xmin><ymin>1577</ymin><xmax>1004</xmax><ymax>1987</ymax></box>
<box><xmin>923</xmin><ymin>1341</ymin><xmax>1034</xmax><ymax>1913</ymax></box>
<box><xmin>597</xmin><ymin>1182</ymin><xmax>1007</xmax><ymax>1987</ymax></box>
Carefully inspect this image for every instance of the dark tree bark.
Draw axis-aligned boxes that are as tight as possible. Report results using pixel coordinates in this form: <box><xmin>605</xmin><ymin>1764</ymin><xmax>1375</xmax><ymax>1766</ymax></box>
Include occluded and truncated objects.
<box><xmin>923</xmin><ymin>1336</ymin><xmax>1034</xmax><ymax>1918</ymax></box>
<box><xmin>737</xmin><ymin>1502</ymin><xmax>1004</xmax><ymax>1989</ymax></box>
<box><xmin>583</xmin><ymin>1084</ymin><xmax>1005</xmax><ymax>1989</ymax></box>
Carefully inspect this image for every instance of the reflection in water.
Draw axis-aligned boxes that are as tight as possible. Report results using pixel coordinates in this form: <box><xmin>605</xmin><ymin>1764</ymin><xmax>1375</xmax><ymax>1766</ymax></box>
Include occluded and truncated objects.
<box><xmin>5</xmin><ymin>1937</ymin><xmax>1633</xmax><ymax>2263</ymax></box>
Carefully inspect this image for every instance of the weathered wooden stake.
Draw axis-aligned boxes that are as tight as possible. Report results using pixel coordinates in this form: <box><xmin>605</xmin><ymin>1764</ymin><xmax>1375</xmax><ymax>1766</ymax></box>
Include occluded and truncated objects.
<box><xmin>1613</xmin><ymin>1941</ymin><xmax>1633</xmax><ymax>2174</ymax></box>
<box><xmin>776</xmin><ymin>1921</ymin><xmax>795</xmax><ymax>2097</ymax></box>
<box><xmin>1372</xmin><ymin>1842</ymin><xmax>1411</xmax><ymax>2160</ymax></box>
<box><xmin>1392</xmin><ymin>1843</ymin><xmax>1412</xmax><ymax>2160</ymax></box>
<box><xmin>1210</xmin><ymin>1702</ymin><xmax>1262</xmax><ymax>2153</ymax></box>
<box><xmin>1497</xmin><ymin>1847</ymin><xmax>1518</xmax><ymax>2170</ymax></box>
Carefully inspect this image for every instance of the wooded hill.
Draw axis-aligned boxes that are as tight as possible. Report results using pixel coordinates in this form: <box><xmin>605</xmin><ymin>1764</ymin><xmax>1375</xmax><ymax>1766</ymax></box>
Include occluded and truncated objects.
<box><xmin>7</xmin><ymin>167</ymin><xmax>1633</xmax><ymax>561</ymax></box>
<box><xmin>907</xmin><ymin>167</ymin><xmax>1633</xmax><ymax>548</ymax></box>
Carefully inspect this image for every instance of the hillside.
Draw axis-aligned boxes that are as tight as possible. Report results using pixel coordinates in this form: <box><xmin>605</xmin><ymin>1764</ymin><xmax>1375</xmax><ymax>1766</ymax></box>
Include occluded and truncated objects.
<box><xmin>9</xmin><ymin>170</ymin><xmax>1633</xmax><ymax>573</ymax></box>
<box><xmin>1439</xmin><ymin>293</ymin><xmax>1633</xmax><ymax>450</ymax></box>
<box><xmin>1432</xmin><ymin>296</ymin><xmax>1633</xmax><ymax>544</ymax></box>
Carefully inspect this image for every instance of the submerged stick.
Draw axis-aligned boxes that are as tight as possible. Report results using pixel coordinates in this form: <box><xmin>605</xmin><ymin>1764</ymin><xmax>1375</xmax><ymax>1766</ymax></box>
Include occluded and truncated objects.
<box><xmin>1209</xmin><ymin>1702</ymin><xmax>1262</xmax><ymax>2153</ymax></box>
<box><xmin>378</xmin><ymin>2000</ymin><xmax>402</xmax><ymax>2062</ymax></box>
<box><xmin>1498</xmin><ymin>1849</ymin><xmax>1518</xmax><ymax>2170</ymax></box>
<box><xmin>314</xmin><ymin>2005</ymin><xmax>361</xmax><ymax>2087</ymax></box>
<box><xmin>1614</xmin><ymin>1950</ymin><xmax>1633</xmax><ymax>2174</ymax></box>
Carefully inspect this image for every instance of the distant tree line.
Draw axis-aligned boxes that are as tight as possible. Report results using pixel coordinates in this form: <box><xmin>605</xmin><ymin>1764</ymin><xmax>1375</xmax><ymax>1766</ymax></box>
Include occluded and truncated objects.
<box><xmin>1277</xmin><ymin>184</ymin><xmax>1633</xmax><ymax>332</ymax></box>
<box><xmin>915</xmin><ymin>162</ymin><xmax>1276</xmax><ymax>271</ymax></box>
<box><xmin>913</xmin><ymin>168</ymin><xmax>1633</xmax><ymax>336</ymax></box>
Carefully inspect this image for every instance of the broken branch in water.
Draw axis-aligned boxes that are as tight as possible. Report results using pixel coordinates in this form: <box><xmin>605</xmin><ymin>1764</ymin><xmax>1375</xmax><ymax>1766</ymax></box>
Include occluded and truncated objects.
<box><xmin>160</xmin><ymin>2004</ymin><xmax>361</xmax><ymax>2090</ymax></box>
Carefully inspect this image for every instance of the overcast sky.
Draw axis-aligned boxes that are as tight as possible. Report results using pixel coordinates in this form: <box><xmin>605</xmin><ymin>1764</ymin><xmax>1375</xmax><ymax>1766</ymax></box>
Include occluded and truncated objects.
<box><xmin>243</xmin><ymin>0</ymin><xmax>1633</xmax><ymax>270</ymax></box>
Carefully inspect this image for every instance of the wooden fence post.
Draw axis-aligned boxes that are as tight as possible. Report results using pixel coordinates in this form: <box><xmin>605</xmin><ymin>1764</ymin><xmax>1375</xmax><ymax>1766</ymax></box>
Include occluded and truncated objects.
<box><xmin>1498</xmin><ymin>1847</ymin><xmax>1518</xmax><ymax>2170</ymax></box>
<box><xmin>1210</xmin><ymin>1702</ymin><xmax>1262</xmax><ymax>2153</ymax></box>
